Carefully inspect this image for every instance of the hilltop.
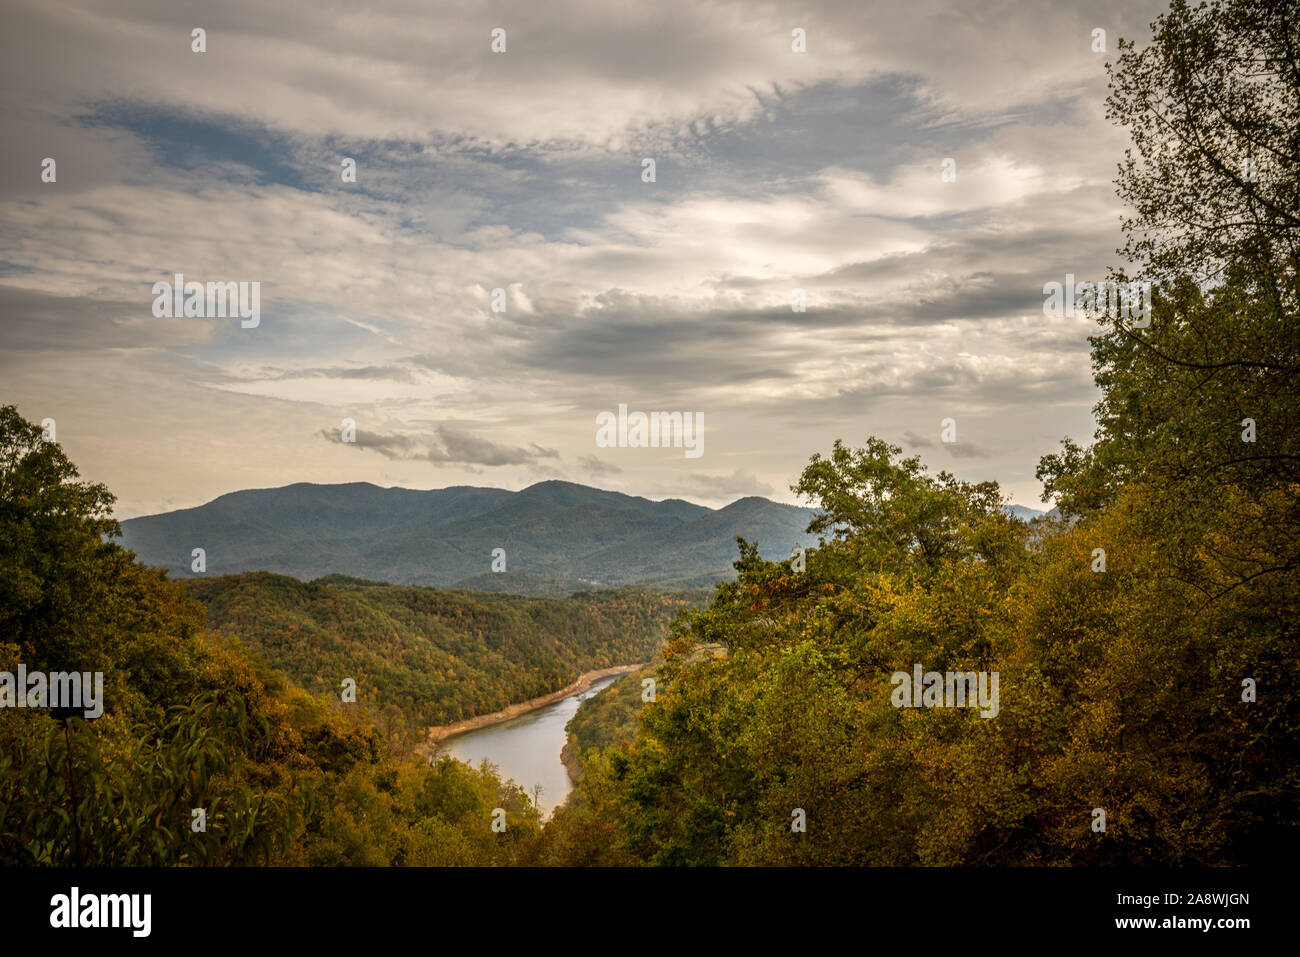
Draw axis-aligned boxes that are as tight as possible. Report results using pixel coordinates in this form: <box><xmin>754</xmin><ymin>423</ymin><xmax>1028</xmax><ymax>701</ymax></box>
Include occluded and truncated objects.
<box><xmin>117</xmin><ymin>480</ymin><xmax>824</xmax><ymax>592</ymax></box>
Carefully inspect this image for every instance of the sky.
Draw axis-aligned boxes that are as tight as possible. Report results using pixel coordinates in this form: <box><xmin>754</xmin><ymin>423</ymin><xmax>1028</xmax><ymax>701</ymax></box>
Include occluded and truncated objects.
<box><xmin>0</xmin><ymin>0</ymin><xmax>1169</xmax><ymax>518</ymax></box>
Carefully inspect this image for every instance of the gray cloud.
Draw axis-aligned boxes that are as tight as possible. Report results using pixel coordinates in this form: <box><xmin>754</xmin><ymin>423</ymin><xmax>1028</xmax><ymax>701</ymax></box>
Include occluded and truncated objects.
<box><xmin>320</xmin><ymin>425</ymin><xmax>560</xmax><ymax>468</ymax></box>
<box><xmin>318</xmin><ymin>427</ymin><xmax>418</xmax><ymax>459</ymax></box>
<box><xmin>0</xmin><ymin>285</ymin><xmax>211</xmax><ymax>360</ymax></box>
<box><xmin>272</xmin><ymin>364</ymin><xmax>417</xmax><ymax>383</ymax></box>
<box><xmin>942</xmin><ymin>442</ymin><xmax>994</xmax><ymax>460</ymax></box>
<box><xmin>683</xmin><ymin>470</ymin><xmax>776</xmax><ymax>499</ymax></box>
<box><xmin>427</xmin><ymin>427</ymin><xmax>559</xmax><ymax>467</ymax></box>
<box><xmin>578</xmin><ymin>454</ymin><xmax>623</xmax><ymax>476</ymax></box>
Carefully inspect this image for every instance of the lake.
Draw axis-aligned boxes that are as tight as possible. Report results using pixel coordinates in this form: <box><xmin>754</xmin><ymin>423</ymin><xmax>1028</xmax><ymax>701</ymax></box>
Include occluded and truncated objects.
<box><xmin>438</xmin><ymin>673</ymin><xmax>622</xmax><ymax>817</ymax></box>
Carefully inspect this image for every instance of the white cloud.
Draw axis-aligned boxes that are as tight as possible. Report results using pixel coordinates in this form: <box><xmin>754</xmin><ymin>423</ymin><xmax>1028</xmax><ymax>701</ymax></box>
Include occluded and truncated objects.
<box><xmin>0</xmin><ymin>0</ymin><xmax>1167</xmax><ymax>516</ymax></box>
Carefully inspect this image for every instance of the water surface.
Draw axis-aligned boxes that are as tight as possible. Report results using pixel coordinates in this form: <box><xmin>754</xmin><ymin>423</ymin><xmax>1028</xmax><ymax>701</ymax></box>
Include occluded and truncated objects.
<box><xmin>440</xmin><ymin>674</ymin><xmax>621</xmax><ymax>817</ymax></box>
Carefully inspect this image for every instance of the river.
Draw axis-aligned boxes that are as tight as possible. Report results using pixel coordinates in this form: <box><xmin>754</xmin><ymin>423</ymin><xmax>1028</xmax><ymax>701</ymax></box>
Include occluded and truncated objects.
<box><xmin>437</xmin><ymin>673</ymin><xmax>621</xmax><ymax>817</ymax></box>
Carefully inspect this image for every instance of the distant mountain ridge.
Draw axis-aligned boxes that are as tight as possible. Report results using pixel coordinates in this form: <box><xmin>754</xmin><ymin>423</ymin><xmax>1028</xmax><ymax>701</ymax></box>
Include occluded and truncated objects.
<box><xmin>1005</xmin><ymin>504</ymin><xmax>1049</xmax><ymax>522</ymax></box>
<box><xmin>117</xmin><ymin>480</ymin><xmax>824</xmax><ymax>592</ymax></box>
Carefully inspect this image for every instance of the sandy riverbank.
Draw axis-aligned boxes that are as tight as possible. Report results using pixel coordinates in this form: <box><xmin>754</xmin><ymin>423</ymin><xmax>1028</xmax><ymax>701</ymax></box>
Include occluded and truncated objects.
<box><xmin>417</xmin><ymin>663</ymin><xmax>642</xmax><ymax>756</ymax></box>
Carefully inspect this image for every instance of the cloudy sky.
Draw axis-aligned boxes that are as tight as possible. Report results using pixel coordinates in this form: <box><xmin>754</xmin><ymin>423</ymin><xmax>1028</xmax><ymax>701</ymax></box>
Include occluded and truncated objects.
<box><xmin>0</xmin><ymin>0</ymin><xmax>1168</xmax><ymax>518</ymax></box>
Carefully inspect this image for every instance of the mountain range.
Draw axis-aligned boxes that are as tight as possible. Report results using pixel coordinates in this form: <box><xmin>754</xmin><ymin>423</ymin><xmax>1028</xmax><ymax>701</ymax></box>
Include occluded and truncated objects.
<box><xmin>117</xmin><ymin>480</ymin><xmax>825</xmax><ymax>592</ymax></box>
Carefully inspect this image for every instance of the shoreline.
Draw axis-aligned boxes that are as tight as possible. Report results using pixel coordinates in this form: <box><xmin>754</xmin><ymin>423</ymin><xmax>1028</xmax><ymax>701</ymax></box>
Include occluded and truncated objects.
<box><xmin>417</xmin><ymin>663</ymin><xmax>642</xmax><ymax>754</ymax></box>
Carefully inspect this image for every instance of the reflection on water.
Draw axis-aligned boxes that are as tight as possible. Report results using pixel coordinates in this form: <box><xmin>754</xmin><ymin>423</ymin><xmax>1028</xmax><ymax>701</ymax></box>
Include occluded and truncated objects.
<box><xmin>439</xmin><ymin>674</ymin><xmax>621</xmax><ymax>817</ymax></box>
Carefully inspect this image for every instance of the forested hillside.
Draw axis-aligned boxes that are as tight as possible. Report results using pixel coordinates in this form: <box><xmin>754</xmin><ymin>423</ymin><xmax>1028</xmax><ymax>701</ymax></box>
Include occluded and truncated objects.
<box><xmin>562</xmin><ymin>662</ymin><xmax>656</xmax><ymax>777</ymax></box>
<box><xmin>183</xmin><ymin>573</ymin><xmax>695</xmax><ymax>736</ymax></box>
<box><xmin>0</xmin><ymin>403</ymin><xmax>554</xmax><ymax>865</ymax></box>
